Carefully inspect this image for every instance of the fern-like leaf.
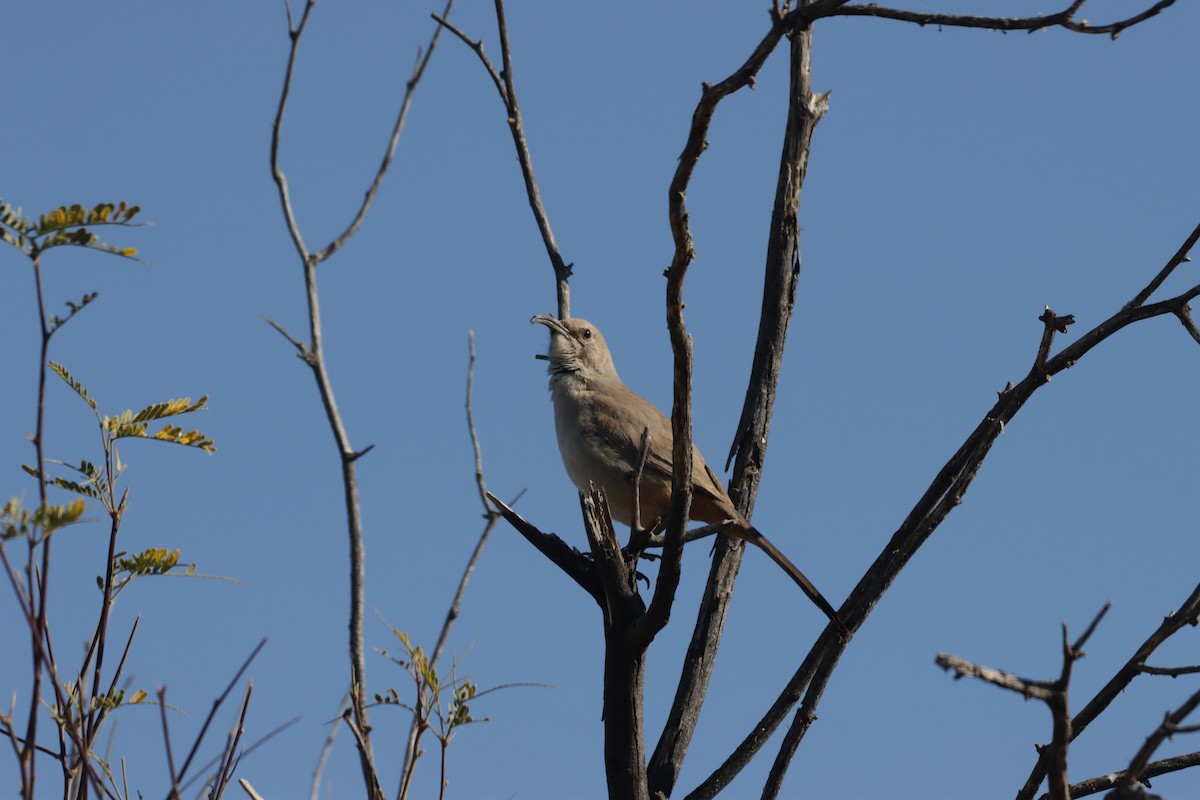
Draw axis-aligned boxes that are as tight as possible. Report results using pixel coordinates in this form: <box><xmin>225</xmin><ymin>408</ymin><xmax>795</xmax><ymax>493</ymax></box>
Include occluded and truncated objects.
<box><xmin>131</xmin><ymin>396</ymin><xmax>208</xmax><ymax>423</ymax></box>
<box><xmin>52</xmin><ymin>477</ymin><xmax>103</xmax><ymax>500</ymax></box>
<box><xmin>151</xmin><ymin>424</ymin><xmax>216</xmax><ymax>453</ymax></box>
<box><xmin>49</xmin><ymin>362</ymin><xmax>99</xmax><ymax>410</ymax></box>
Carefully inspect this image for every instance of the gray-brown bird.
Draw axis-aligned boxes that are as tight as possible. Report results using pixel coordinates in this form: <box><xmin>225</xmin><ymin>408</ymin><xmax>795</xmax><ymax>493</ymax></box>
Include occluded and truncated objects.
<box><xmin>532</xmin><ymin>314</ymin><xmax>846</xmax><ymax>633</ymax></box>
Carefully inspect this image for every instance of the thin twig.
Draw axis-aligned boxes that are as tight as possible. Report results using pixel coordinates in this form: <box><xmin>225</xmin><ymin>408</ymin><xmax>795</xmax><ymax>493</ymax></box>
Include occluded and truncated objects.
<box><xmin>269</xmin><ymin>0</ymin><xmax>455</xmax><ymax>785</ymax></box>
<box><xmin>159</xmin><ymin>687</ymin><xmax>181</xmax><ymax>800</ymax></box>
<box><xmin>485</xmin><ymin>492</ymin><xmax>600</xmax><ymax>602</ymax></box>
<box><xmin>1017</xmin><ymin>579</ymin><xmax>1200</xmax><ymax>798</ymax></box>
<box><xmin>262</xmin><ymin>315</ymin><xmax>308</xmax><ymax>356</ymax></box>
<box><xmin>314</xmin><ymin>0</ymin><xmax>457</xmax><ymax>263</ymax></box>
<box><xmin>1126</xmin><ymin>221</ymin><xmax>1200</xmax><ymax>309</ymax></box>
<box><xmin>177</xmin><ymin>638</ymin><xmax>267</xmax><ymax>783</ymax></box>
<box><xmin>690</xmin><ymin>222</ymin><xmax>1200</xmax><ymax>800</ymax></box>
<box><xmin>1039</xmin><ymin>751</ymin><xmax>1200</xmax><ymax>799</ymax></box>
<box><xmin>310</xmin><ymin>692</ymin><xmax>348</xmax><ymax>800</ymax></box>
<box><xmin>1119</xmin><ymin>685</ymin><xmax>1200</xmax><ymax>790</ymax></box>
<box><xmin>180</xmin><ymin>716</ymin><xmax>300</xmax><ymax>794</ymax></box>
<box><xmin>433</xmin><ymin>0</ymin><xmax>571</xmax><ymax>316</ymax></box>
<box><xmin>654</xmin><ymin>14</ymin><xmax>828</xmax><ymax>798</ymax></box>
<box><xmin>1142</xmin><ymin>664</ymin><xmax>1200</xmax><ymax>677</ymax></box>
<box><xmin>832</xmin><ymin>0</ymin><xmax>1177</xmax><ymax>39</ymax></box>
<box><xmin>210</xmin><ymin>682</ymin><xmax>253</xmax><ymax>800</ymax></box>
<box><xmin>397</xmin><ymin>332</ymin><xmax>500</xmax><ymax>799</ymax></box>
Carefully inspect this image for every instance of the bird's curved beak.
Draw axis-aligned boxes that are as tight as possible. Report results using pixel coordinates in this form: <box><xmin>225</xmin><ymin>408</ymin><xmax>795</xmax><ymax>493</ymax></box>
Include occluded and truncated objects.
<box><xmin>531</xmin><ymin>314</ymin><xmax>572</xmax><ymax>362</ymax></box>
<box><xmin>530</xmin><ymin>313</ymin><xmax>571</xmax><ymax>337</ymax></box>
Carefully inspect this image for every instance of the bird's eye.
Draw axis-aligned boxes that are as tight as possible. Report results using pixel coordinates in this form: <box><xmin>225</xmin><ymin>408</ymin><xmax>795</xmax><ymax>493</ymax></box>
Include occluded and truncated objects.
<box><xmin>581</xmin><ymin>328</ymin><xmax>592</xmax><ymax>339</ymax></box>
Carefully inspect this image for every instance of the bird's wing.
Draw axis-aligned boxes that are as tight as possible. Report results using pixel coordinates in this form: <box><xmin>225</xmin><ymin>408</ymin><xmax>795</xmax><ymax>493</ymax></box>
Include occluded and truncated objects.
<box><xmin>587</xmin><ymin>383</ymin><xmax>733</xmax><ymax>511</ymax></box>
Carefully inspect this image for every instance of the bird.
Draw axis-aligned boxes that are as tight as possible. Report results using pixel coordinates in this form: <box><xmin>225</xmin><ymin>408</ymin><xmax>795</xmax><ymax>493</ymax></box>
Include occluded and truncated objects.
<box><xmin>532</xmin><ymin>313</ymin><xmax>846</xmax><ymax>634</ymax></box>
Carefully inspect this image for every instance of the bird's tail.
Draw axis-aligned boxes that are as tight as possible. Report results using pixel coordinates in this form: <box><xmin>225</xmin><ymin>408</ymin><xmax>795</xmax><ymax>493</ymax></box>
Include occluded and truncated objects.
<box><xmin>742</xmin><ymin>526</ymin><xmax>849</xmax><ymax>637</ymax></box>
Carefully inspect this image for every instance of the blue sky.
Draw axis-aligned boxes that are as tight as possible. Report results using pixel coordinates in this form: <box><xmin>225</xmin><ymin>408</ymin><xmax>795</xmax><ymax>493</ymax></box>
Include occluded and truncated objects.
<box><xmin>3</xmin><ymin>2</ymin><xmax>1199</xmax><ymax>798</ymax></box>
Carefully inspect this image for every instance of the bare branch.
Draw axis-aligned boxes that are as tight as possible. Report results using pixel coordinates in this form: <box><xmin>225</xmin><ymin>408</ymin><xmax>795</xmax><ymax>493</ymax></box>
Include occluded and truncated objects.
<box><xmin>1126</xmin><ymin>221</ymin><xmax>1200</xmax><ymax>309</ymax></box>
<box><xmin>435</xmin><ymin>0</ymin><xmax>571</xmax><ymax>316</ymax></box>
<box><xmin>1041</xmin><ymin>751</ymin><xmax>1200</xmax><ymax>799</ymax></box>
<box><xmin>1119</xmin><ymin>685</ymin><xmax>1200</xmax><ymax>791</ymax></box>
<box><xmin>430</xmin><ymin>14</ymin><xmax>507</xmax><ymax>101</ymax></box>
<box><xmin>938</xmin><ymin>606</ymin><xmax>1109</xmax><ymax>800</ymax></box>
<box><xmin>314</xmin><ymin>0</ymin><xmax>457</xmax><ymax>262</ymax></box>
<box><xmin>1142</xmin><ymin>664</ymin><xmax>1200</xmax><ymax>678</ymax></box>
<box><xmin>936</xmin><ymin>653</ymin><xmax>1056</xmax><ymax>702</ymax></box>
<box><xmin>639</xmin><ymin>520</ymin><xmax>735</xmax><ymax>550</ymax></box>
<box><xmin>343</xmin><ymin>698</ymin><xmax>384</xmax><ymax>800</ymax></box>
<box><xmin>654</xmin><ymin>16</ymin><xmax>829</xmax><ymax>799</ymax></box>
<box><xmin>310</xmin><ymin>692</ymin><xmax>348</xmax><ymax>800</ymax></box>
<box><xmin>1017</xmin><ymin>580</ymin><xmax>1200</xmax><ymax>798</ymax></box>
<box><xmin>176</xmin><ymin>639</ymin><xmax>267</xmax><ymax>784</ymax></box>
<box><xmin>692</xmin><ymin>222</ymin><xmax>1200</xmax><ymax>799</ymax></box>
<box><xmin>269</xmin><ymin>0</ymin><xmax>315</xmax><ymax>262</ymax></box>
<box><xmin>831</xmin><ymin>0</ymin><xmax>1178</xmax><ymax>39</ymax></box>
<box><xmin>485</xmin><ymin>492</ymin><xmax>601</xmax><ymax>602</ymax></box>
<box><xmin>268</xmin><ymin>1</ymin><xmax>454</xmax><ymax>781</ymax></box>
<box><xmin>1174</xmin><ymin>307</ymin><xmax>1200</xmax><ymax>347</ymax></box>
<box><xmin>398</xmin><ymin>332</ymin><xmax>501</xmax><ymax>797</ymax></box>
<box><xmin>159</xmin><ymin>687</ymin><xmax>181</xmax><ymax>800</ymax></box>
<box><xmin>1032</xmin><ymin>307</ymin><xmax>1076</xmax><ymax>376</ymax></box>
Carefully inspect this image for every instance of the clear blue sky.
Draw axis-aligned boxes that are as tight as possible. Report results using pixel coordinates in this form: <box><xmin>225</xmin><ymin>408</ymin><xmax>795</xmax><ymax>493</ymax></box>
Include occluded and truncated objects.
<box><xmin>3</xmin><ymin>2</ymin><xmax>1199</xmax><ymax>798</ymax></box>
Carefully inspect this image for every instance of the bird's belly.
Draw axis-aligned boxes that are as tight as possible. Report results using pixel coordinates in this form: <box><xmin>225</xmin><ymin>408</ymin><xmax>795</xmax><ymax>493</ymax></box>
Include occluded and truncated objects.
<box><xmin>553</xmin><ymin>405</ymin><xmax>639</xmax><ymax>526</ymax></box>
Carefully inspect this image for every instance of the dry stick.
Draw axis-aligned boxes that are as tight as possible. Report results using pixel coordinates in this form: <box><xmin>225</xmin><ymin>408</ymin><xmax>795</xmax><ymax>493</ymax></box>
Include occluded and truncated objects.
<box><xmin>832</xmin><ymin>0</ymin><xmax>1177</xmax><ymax>38</ymax></box>
<box><xmin>159</xmin><ymin>688</ymin><xmax>181</xmax><ymax>800</ymax></box>
<box><xmin>12</xmin><ymin>571</ymin><xmax>111</xmax><ymax>799</ymax></box>
<box><xmin>23</xmin><ymin>251</ymin><xmax>54</xmax><ymax>800</ymax></box>
<box><xmin>1016</xmin><ymin>577</ymin><xmax>1200</xmax><ymax>798</ymax></box>
<box><xmin>1143</xmin><ymin>665</ymin><xmax>1200</xmax><ymax>677</ymax></box>
<box><xmin>688</xmin><ymin>223</ymin><xmax>1200</xmax><ymax>800</ymax></box>
<box><xmin>314</xmin><ymin>0</ymin><xmax>456</xmax><ymax>263</ymax></box>
<box><xmin>648</xmin><ymin>8</ymin><xmax>828</xmax><ymax>796</ymax></box>
<box><xmin>431</xmin><ymin>3</ymin><xmax>571</xmax><ymax>318</ymax></box>
<box><xmin>175</xmin><ymin>639</ymin><xmax>267</xmax><ymax>786</ymax></box>
<box><xmin>936</xmin><ymin>623</ymin><xmax>1091</xmax><ymax>800</ymax></box>
<box><xmin>397</xmin><ymin>333</ymin><xmax>503</xmax><ymax>800</ymax></box>
<box><xmin>87</xmin><ymin>618</ymin><xmax>142</xmax><ymax>741</ymax></box>
<box><xmin>179</xmin><ymin>717</ymin><xmax>300</xmax><ymax>795</ymax></box>
<box><xmin>342</xmin><ymin>708</ymin><xmax>384</xmax><ymax>800</ymax></box>
<box><xmin>309</xmin><ymin>692</ymin><xmax>349</xmax><ymax>800</ymax></box>
<box><xmin>1117</xmin><ymin>685</ymin><xmax>1200</xmax><ymax>793</ymax></box>
<box><xmin>758</xmin><ymin>31</ymin><xmax>834</xmax><ymax>800</ymax></box>
<box><xmin>268</xmin><ymin>2</ymin><xmax>453</xmax><ymax>792</ymax></box>
<box><xmin>82</xmin><ymin>489</ymin><xmax>128</xmax><ymax>770</ymax></box>
<box><xmin>1044</xmin><ymin>752</ymin><xmax>1200</xmax><ymax>800</ymax></box>
<box><xmin>1175</xmin><ymin>307</ymin><xmax>1200</xmax><ymax>346</ymax></box>
<box><xmin>210</xmin><ymin>683</ymin><xmax>253</xmax><ymax>800</ymax></box>
<box><xmin>934</xmin><ymin>606</ymin><xmax>1111</xmax><ymax>800</ymax></box>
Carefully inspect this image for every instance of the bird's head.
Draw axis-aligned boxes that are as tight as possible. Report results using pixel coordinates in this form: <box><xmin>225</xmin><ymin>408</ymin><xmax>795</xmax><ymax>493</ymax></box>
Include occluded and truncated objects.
<box><xmin>531</xmin><ymin>314</ymin><xmax>619</xmax><ymax>379</ymax></box>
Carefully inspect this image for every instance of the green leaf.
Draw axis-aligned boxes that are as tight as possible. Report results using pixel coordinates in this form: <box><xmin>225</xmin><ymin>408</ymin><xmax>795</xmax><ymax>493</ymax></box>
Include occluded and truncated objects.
<box><xmin>115</xmin><ymin>547</ymin><xmax>181</xmax><ymax>578</ymax></box>
<box><xmin>49</xmin><ymin>362</ymin><xmax>98</xmax><ymax>411</ymax></box>
<box><xmin>131</xmin><ymin>395</ymin><xmax>208</xmax><ymax>423</ymax></box>
<box><xmin>52</xmin><ymin>477</ymin><xmax>102</xmax><ymax>500</ymax></box>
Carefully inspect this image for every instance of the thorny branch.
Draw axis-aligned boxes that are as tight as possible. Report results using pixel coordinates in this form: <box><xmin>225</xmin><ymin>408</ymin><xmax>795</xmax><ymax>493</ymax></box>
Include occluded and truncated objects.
<box><xmin>430</xmin><ymin>0</ymin><xmax>1184</xmax><ymax>798</ymax></box>
<box><xmin>1114</xmin><ymin>685</ymin><xmax>1200</xmax><ymax>794</ymax></box>
<box><xmin>687</xmin><ymin>223</ymin><xmax>1200</xmax><ymax>799</ymax></box>
<box><xmin>269</xmin><ymin>0</ymin><xmax>455</xmax><ymax>794</ymax></box>
<box><xmin>831</xmin><ymin>0</ymin><xmax>1176</xmax><ymax>38</ymax></box>
<box><xmin>937</xmin><ymin>604</ymin><xmax>1111</xmax><ymax>800</ymax></box>
<box><xmin>432</xmin><ymin>0</ymin><xmax>571</xmax><ymax>318</ymax></box>
<box><xmin>397</xmin><ymin>333</ymin><xmax>506</xmax><ymax>800</ymax></box>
